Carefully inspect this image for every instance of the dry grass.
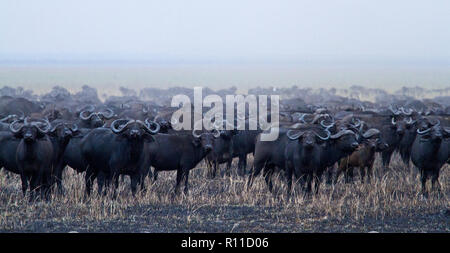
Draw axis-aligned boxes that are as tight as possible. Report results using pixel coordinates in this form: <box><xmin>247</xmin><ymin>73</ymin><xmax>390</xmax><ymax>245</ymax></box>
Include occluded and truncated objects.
<box><xmin>0</xmin><ymin>153</ymin><xmax>448</xmax><ymax>232</ymax></box>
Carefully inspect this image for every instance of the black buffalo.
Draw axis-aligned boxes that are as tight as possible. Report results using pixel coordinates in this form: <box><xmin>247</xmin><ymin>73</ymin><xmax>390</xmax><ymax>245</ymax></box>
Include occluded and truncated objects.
<box><xmin>10</xmin><ymin>118</ymin><xmax>54</xmax><ymax>201</ymax></box>
<box><xmin>148</xmin><ymin>127</ymin><xmax>219</xmax><ymax>195</ymax></box>
<box><xmin>81</xmin><ymin>119</ymin><xmax>160</xmax><ymax>197</ymax></box>
<box><xmin>411</xmin><ymin>118</ymin><xmax>449</xmax><ymax>197</ymax></box>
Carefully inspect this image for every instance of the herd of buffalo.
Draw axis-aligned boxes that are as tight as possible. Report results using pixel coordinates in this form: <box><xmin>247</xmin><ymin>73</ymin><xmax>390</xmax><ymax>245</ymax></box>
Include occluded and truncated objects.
<box><xmin>0</xmin><ymin>86</ymin><xmax>449</xmax><ymax>202</ymax></box>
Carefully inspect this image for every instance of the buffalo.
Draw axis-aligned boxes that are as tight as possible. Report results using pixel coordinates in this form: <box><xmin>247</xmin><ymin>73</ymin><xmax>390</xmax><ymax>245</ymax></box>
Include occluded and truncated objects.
<box><xmin>148</xmin><ymin>125</ymin><xmax>220</xmax><ymax>195</ymax></box>
<box><xmin>10</xmin><ymin>118</ymin><xmax>54</xmax><ymax>200</ymax></box>
<box><xmin>336</xmin><ymin>128</ymin><xmax>388</xmax><ymax>184</ymax></box>
<box><xmin>81</xmin><ymin>119</ymin><xmax>160</xmax><ymax>197</ymax></box>
<box><xmin>411</xmin><ymin>117</ymin><xmax>449</xmax><ymax>197</ymax></box>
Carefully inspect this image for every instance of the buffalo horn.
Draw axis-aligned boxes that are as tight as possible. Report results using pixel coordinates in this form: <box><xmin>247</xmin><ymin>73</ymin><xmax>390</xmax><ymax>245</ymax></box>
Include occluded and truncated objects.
<box><xmin>287</xmin><ymin>129</ymin><xmax>305</xmax><ymax>140</ymax></box>
<box><xmin>9</xmin><ymin>119</ymin><xmax>24</xmax><ymax>133</ymax></box>
<box><xmin>144</xmin><ymin>119</ymin><xmax>160</xmax><ymax>134</ymax></box>
<box><xmin>330</xmin><ymin>129</ymin><xmax>355</xmax><ymax>139</ymax></box>
<box><xmin>362</xmin><ymin>128</ymin><xmax>380</xmax><ymax>139</ymax></box>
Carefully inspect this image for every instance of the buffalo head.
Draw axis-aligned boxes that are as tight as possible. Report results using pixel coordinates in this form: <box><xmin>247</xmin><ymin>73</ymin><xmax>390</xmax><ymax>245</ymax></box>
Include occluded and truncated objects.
<box><xmin>287</xmin><ymin>127</ymin><xmax>330</xmax><ymax>149</ymax></box>
<box><xmin>192</xmin><ymin>121</ymin><xmax>221</xmax><ymax>153</ymax></box>
<box><xmin>79</xmin><ymin>106</ymin><xmax>115</xmax><ymax>128</ymax></box>
<box><xmin>110</xmin><ymin>118</ymin><xmax>160</xmax><ymax>140</ymax></box>
<box><xmin>9</xmin><ymin>117</ymin><xmax>51</xmax><ymax>143</ymax></box>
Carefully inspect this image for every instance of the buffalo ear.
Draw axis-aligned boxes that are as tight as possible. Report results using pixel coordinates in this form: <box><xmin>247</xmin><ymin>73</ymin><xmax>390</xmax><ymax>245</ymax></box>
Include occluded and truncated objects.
<box><xmin>36</xmin><ymin>131</ymin><xmax>46</xmax><ymax>139</ymax></box>
<box><xmin>192</xmin><ymin>138</ymin><xmax>201</xmax><ymax>147</ymax></box>
<box><xmin>143</xmin><ymin>133</ymin><xmax>156</xmax><ymax>142</ymax></box>
<box><xmin>13</xmin><ymin>132</ymin><xmax>23</xmax><ymax>139</ymax></box>
<box><xmin>48</xmin><ymin>131</ymin><xmax>58</xmax><ymax>137</ymax></box>
<box><xmin>221</xmin><ymin>131</ymin><xmax>232</xmax><ymax>140</ymax></box>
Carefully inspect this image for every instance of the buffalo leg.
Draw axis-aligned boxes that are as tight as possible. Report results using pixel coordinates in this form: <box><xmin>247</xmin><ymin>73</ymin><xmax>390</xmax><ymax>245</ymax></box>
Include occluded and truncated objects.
<box><xmin>420</xmin><ymin>169</ymin><xmax>428</xmax><ymax>198</ymax></box>
<box><xmin>226</xmin><ymin>159</ymin><xmax>232</xmax><ymax>178</ymax></box>
<box><xmin>130</xmin><ymin>173</ymin><xmax>139</xmax><ymax>197</ymax></box>
<box><xmin>359</xmin><ymin>167</ymin><xmax>366</xmax><ymax>184</ymax></box>
<box><xmin>183</xmin><ymin>169</ymin><xmax>190</xmax><ymax>195</ymax></box>
<box><xmin>20</xmin><ymin>173</ymin><xmax>29</xmax><ymax>197</ymax></box>
<box><xmin>238</xmin><ymin>155</ymin><xmax>247</xmax><ymax>177</ymax></box>
<box><xmin>263</xmin><ymin>168</ymin><xmax>274</xmax><ymax>193</ymax></box>
<box><xmin>175</xmin><ymin>169</ymin><xmax>183</xmax><ymax>195</ymax></box>
<box><xmin>113</xmin><ymin>173</ymin><xmax>120</xmax><ymax>199</ymax></box>
<box><xmin>326</xmin><ymin>166</ymin><xmax>334</xmax><ymax>185</ymax></box>
<box><xmin>29</xmin><ymin>172</ymin><xmax>41</xmax><ymax>202</ymax></box>
<box><xmin>344</xmin><ymin>167</ymin><xmax>353</xmax><ymax>183</ymax></box>
<box><xmin>85</xmin><ymin>166</ymin><xmax>98</xmax><ymax>197</ymax></box>
<box><xmin>225</xmin><ymin>160</ymin><xmax>231</xmax><ymax>177</ymax></box>
<box><xmin>303</xmin><ymin>173</ymin><xmax>313</xmax><ymax>195</ymax></box>
<box><xmin>56</xmin><ymin>165</ymin><xmax>65</xmax><ymax>195</ymax></box>
<box><xmin>206</xmin><ymin>160</ymin><xmax>215</xmax><ymax>179</ymax></box>
<box><xmin>97</xmin><ymin>171</ymin><xmax>107</xmax><ymax>196</ymax></box>
<box><xmin>314</xmin><ymin>170</ymin><xmax>324</xmax><ymax>194</ymax></box>
<box><xmin>52</xmin><ymin>163</ymin><xmax>66</xmax><ymax>196</ymax></box>
<box><xmin>431</xmin><ymin>169</ymin><xmax>441</xmax><ymax>195</ymax></box>
<box><xmin>138</xmin><ymin>172</ymin><xmax>147</xmax><ymax>193</ymax></box>
<box><xmin>381</xmin><ymin>149</ymin><xmax>394</xmax><ymax>170</ymax></box>
<box><xmin>247</xmin><ymin>160</ymin><xmax>264</xmax><ymax>190</ymax></box>
<box><xmin>42</xmin><ymin>170</ymin><xmax>52</xmax><ymax>201</ymax></box>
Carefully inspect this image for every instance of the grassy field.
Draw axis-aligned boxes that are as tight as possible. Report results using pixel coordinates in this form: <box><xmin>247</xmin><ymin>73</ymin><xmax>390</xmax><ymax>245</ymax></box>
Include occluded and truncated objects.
<box><xmin>0</xmin><ymin>153</ymin><xmax>448</xmax><ymax>233</ymax></box>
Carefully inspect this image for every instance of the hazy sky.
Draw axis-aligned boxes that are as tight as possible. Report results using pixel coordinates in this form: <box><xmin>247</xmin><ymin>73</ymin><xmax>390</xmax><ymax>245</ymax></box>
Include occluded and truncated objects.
<box><xmin>1</xmin><ymin>0</ymin><xmax>449</xmax><ymax>64</ymax></box>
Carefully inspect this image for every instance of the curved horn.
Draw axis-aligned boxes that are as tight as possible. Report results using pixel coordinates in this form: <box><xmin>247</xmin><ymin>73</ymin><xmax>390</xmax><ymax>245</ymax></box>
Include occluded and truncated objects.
<box><xmin>192</xmin><ymin>120</ymin><xmax>203</xmax><ymax>138</ymax></box>
<box><xmin>432</xmin><ymin>119</ymin><xmax>440</xmax><ymax>127</ymax></box>
<box><xmin>417</xmin><ymin>127</ymin><xmax>432</xmax><ymax>135</ymax></box>
<box><xmin>401</xmin><ymin>107</ymin><xmax>413</xmax><ymax>115</ymax></box>
<box><xmin>78</xmin><ymin>105</ymin><xmax>95</xmax><ymax>113</ymax></box>
<box><xmin>311</xmin><ymin>114</ymin><xmax>320</xmax><ymax>124</ymax></box>
<box><xmin>99</xmin><ymin>108</ymin><xmax>115</xmax><ymax>119</ymax></box>
<box><xmin>391</xmin><ymin>117</ymin><xmax>397</xmax><ymax>125</ymax></box>
<box><xmin>80</xmin><ymin>110</ymin><xmax>95</xmax><ymax>120</ymax></box>
<box><xmin>144</xmin><ymin>118</ymin><xmax>160</xmax><ymax>134</ymax></box>
<box><xmin>330</xmin><ymin>129</ymin><xmax>355</xmax><ymax>139</ymax></box>
<box><xmin>33</xmin><ymin>119</ymin><xmax>51</xmax><ymax>133</ymax></box>
<box><xmin>212</xmin><ymin>129</ymin><xmax>221</xmax><ymax>138</ymax></box>
<box><xmin>9</xmin><ymin>119</ymin><xmax>24</xmax><ymax>134</ymax></box>
<box><xmin>311</xmin><ymin>114</ymin><xmax>325</xmax><ymax>124</ymax></box>
<box><xmin>320</xmin><ymin>119</ymin><xmax>334</xmax><ymax>129</ymax></box>
<box><xmin>50</xmin><ymin>122</ymin><xmax>64</xmax><ymax>133</ymax></box>
<box><xmin>0</xmin><ymin>114</ymin><xmax>17</xmax><ymax>123</ymax></box>
<box><xmin>287</xmin><ymin>129</ymin><xmax>305</xmax><ymax>140</ymax></box>
<box><xmin>111</xmin><ymin>119</ymin><xmax>133</xmax><ymax>133</ymax></box>
<box><xmin>405</xmin><ymin>117</ymin><xmax>417</xmax><ymax>125</ymax></box>
<box><xmin>69</xmin><ymin>123</ymin><xmax>78</xmax><ymax>133</ymax></box>
<box><xmin>362</xmin><ymin>128</ymin><xmax>380</xmax><ymax>139</ymax></box>
<box><xmin>298</xmin><ymin>113</ymin><xmax>306</xmax><ymax>123</ymax></box>
<box><xmin>0</xmin><ymin>115</ymin><xmax>10</xmax><ymax>122</ymax></box>
<box><xmin>389</xmin><ymin>105</ymin><xmax>401</xmax><ymax>115</ymax></box>
<box><xmin>315</xmin><ymin>129</ymin><xmax>331</xmax><ymax>141</ymax></box>
<box><xmin>192</xmin><ymin>129</ymin><xmax>202</xmax><ymax>138</ymax></box>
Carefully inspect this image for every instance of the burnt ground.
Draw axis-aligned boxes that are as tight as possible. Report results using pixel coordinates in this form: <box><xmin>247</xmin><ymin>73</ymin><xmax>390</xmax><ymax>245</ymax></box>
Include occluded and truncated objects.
<box><xmin>0</xmin><ymin>155</ymin><xmax>449</xmax><ymax>233</ymax></box>
<box><xmin>1</xmin><ymin>201</ymin><xmax>448</xmax><ymax>233</ymax></box>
